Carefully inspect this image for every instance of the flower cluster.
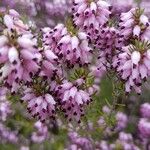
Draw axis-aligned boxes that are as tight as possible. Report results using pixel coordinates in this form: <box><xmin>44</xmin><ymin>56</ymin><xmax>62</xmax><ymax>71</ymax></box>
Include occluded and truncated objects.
<box><xmin>93</xmin><ymin>26</ymin><xmax>122</xmax><ymax>73</ymax></box>
<box><xmin>72</xmin><ymin>0</ymin><xmax>111</xmax><ymax>36</ymax></box>
<box><xmin>0</xmin><ymin>10</ymin><xmax>41</xmax><ymax>93</ymax></box>
<box><xmin>0</xmin><ymin>123</ymin><xmax>18</xmax><ymax>144</ymax></box>
<box><xmin>31</xmin><ymin>121</ymin><xmax>48</xmax><ymax>143</ymax></box>
<box><xmin>67</xmin><ymin>132</ymin><xmax>93</xmax><ymax>150</ymax></box>
<box><xmin>119</xmin><ymin>8</ymin><xmax>150</xmax><ymax>41</ymax></box>
<box><xmin>43</xmin><ymin>23</ymin><xmax>92</xmax><ymax>67</ymax></box>
<box><xmin>113</xmin><ymin>42</ymin><xmax>150</xmax><ymax>94</ymax></box>
<box><xmin>22</xmin><ymin>83</ymin><xmax>56</xmax><ymax>123</ymax></box>
<box><xmin>2</xmin><ymin>9</ymin><xmax>29</xmax><ymax>34</ymax></box>
<box><xmin>57</xmin><ymin>81</ymin><xmax>92</xmax><ymax>122</ymax></box>
<box><xmin>138</xmin><ymin>103</ymin><xmax>150</xmax><ymax>138</ymax></box>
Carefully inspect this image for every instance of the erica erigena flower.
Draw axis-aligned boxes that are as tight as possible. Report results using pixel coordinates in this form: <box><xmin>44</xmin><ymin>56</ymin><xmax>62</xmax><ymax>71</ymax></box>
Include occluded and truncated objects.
<box><xmin>57</xmin><ymin>80</ymin><xmax>92</xmax><ymax>122</ymax></box>
<box><xmin>72</xmin><ymin>0</ymin><xmax>111</xmax><ymax>34</ymax></box>
<box><xmin>119</xmin><ymin>8</ymin><xmax>150</xmax><ymax>41</ymax></box>
<box><xmin>43</xmin><ymin>24</ymin><xmax>92</xmax><ymax>67</ymax></box>
<box><xmin>138</xmin><ymin>118</ymin><xmax>150</xmax><ymax>138</ymax></box>
<box><xmin>0</xmin><ymin>29</ymin><xmax>41</xmax><ymax>92</ymax></box>
<box><xmin>3</xmin><ymin>9</ymin><xmax>29</xmax><ymax>34</ymax></box>
<box><xmin>115</xmin><ymin>112</ymin><xmax>128</xmax><ymax>130</ymax></box>
<box><xmin>93</xmin><ymin>26</ymin><xmax>123</xmax><ymax>73</ymax></box>
<box><xmin>40</xmin><ymin>47</ymin><xmax>62</xmax><ymax>79</ymax></box>
<box><xmin>113</xmin><ymin>43</ymin><xmax>150</xmax><ymax>94</ymax></box>
<box><xmin>22</xmin><ymin>77</ymin><xmax>56</xmax><ymax>122</ymax></box>
<box><xmin>140</xmin><ymin>103</ymin><xmax>150</xmax><ymax>119</ymax></box>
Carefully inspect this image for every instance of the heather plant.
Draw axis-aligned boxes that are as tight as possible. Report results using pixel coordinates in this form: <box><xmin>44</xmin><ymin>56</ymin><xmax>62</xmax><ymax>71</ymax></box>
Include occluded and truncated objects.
<box><xmin>0</xmin><ymin>0</ymin><xmax>150</xmax><ymax>150</ymax></box>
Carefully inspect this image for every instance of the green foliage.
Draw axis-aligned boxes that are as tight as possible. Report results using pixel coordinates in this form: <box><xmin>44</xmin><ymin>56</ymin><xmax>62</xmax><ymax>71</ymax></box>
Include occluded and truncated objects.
<box><xmin>66</xmin><ymin>17</ymin><xmax>78</xmax><ymax>36</ymax></box>
<box><xmin>0</xmin><ymin>144</ymin><xmax>18</xmax><ymax>150</ymax></box>
<box><xmin>86</xmin><ymin>76</ymin><xmax>113</xmax><ymax>120</ymax></box>
<box><xmin>70</xmin><ymin>68</ymin><xmax>95</xmax><ymax>89</ymax></box>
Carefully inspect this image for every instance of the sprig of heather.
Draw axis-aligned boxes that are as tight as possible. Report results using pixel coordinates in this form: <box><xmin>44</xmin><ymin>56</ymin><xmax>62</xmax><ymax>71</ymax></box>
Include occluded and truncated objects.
<box><xmin>21</xmin><ymin>76</ymin><xmax>57</xmax><ymax>123</ymax></box>
<box><xmin>43</xmin><ymin>22</ymin><xmax>92</xmax><ymax>67</ymax></box>
<box><xmin>119</xmin><ymin>8</ymin><xmax>150</xmax><ymax>41</ymax></box>
<box><xmin>0</xmin><ymin>9</ymin><xmax>42</xmax><ymax>93</ymax></box>
<box><xmin>113</xmin><ymin>40</ymin><xmax>150</xmax><ymax>94</ymax></box>
<box><xmin>72</xmin><ymin>0</ymin><xmax>111</xmax><ymax>38</ymax></box>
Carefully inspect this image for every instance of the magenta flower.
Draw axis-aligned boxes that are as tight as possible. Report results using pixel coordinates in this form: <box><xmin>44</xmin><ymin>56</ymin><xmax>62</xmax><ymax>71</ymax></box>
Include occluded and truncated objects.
<box><xmin>68</xmin><ymin>132</ymin><xmax>93</xmax><ymax>150</ymax></box>
<box><xmin>57</xmin><ymin>81</ymin><xmax>92</xmax><ymax>122</ymax></box>
<box><xmin>40</xmin><ymin>47</ymin><xmax>62</xmax><ymax>79</ymax></box>
<box><xmin>115</xmin><ymin>112</ymin><xmax>128</xmax><ymax>130</ymax></box>
<box><xmin>72</xmin><ymin>0</ymin><xmax>111</xmax><ymax>35</ymax></box>
<box><xmin>138</xmin><ymin>118</ymin><xmax>150</xmax><ymax>138</ymax></box>
<box><xmin>113</xmin><ymin>44</ymin><xmax>150</xmax><ymax>94</ymax></box>
<box><xmin>99</xmin><ymin>141</ymin><xmax>110</xmax><ymax>150</ymax></box>
<box><xmin>140</xmin><ymin>103</ymin><xmax>150</xmax><ymax>119</ymax></box>
<box><xmin>94</xmin><ymin>26</ymin><xmax>123</xmax><ymax>74</ymax></box>
<box><xmin>22</xmin><ymin>79</ymin><xmax>56</xmax><ymax>122</ymax></box>
<box><xmin>0</xmin><ymin>123</ymin><xmax>18</xmax><ymax>143</ymax></box>
<box><xmin>31</xmin><ymin>121</ymin><xmax>48</xmax><ymax>143</ymax></box>
<box><xmin>0</xmin><ymin>14</ymin><xmax>42</xmax><ymax>92</ymax></box>
<box><xmin>3</xmin><ymin>9</ymin><xmax>29</xmax><ymax>34</ymax></box>
<box><xmin>43</xmin><ymin>24</ymin><xmax>92</xmax><ymax>66</ymax></box>
<box><xmin>118</xmin><ymin>132</ymin><xmax>140</xmax><ymax>150</ymax></box>
<box><xmin>0</xmin><ymin>34</ymin><xmax>41</xmax><ymax>92</ymax></box>
<box><xmin>119</xmin><ymin>8</ymin><xmax>150</xmax><ymax>41</ymax></box>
